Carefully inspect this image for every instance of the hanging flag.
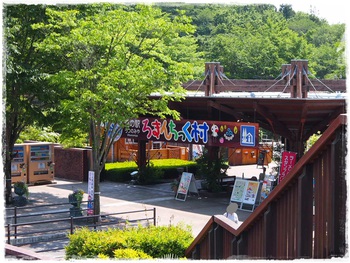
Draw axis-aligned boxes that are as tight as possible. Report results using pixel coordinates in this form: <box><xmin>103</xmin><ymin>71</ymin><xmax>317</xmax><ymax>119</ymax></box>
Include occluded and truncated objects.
<box><xmin>87</xmin><ymin>171</ymin><xmax>94</xmax><ymax>215</ymax></box>
<box><xmin>278</xmin><ymin>151</ymin><xmax>297</xmax><ymax>183</ymax></box>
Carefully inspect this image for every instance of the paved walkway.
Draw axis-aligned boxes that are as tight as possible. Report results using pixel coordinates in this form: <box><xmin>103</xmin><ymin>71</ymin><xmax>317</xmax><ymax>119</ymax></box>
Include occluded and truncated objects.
<box><xmin>4</xmin><ymin>164</ymin><xmax>275</xmax><ymax>260</ymax></box>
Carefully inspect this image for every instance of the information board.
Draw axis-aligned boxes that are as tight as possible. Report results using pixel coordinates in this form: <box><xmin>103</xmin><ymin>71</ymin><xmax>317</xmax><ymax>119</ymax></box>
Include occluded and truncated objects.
<box><xmin>243</xmin><ymin>181</ymin><xmax>260</xmax><ymax>205</ymax></box>
<box><xmin>230</xmin><ymin>179</ymin><xmax>247</xmax><ymax>203</ymax></box>
<box><xmin>175</xmin><ymin>172</ymin><xmax>198</xmax><ymax>201</ymax></box>
<box><xmin>230</xmin><ymin>179</ymin><xmax>261</xmax><ymax>211</ymax></box>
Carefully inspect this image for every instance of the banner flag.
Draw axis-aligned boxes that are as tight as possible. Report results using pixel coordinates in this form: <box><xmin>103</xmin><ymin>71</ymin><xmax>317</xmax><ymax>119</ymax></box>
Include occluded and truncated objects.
<box><xmin>278</xmin><ymin>151</ymin><xmax>297</xmax><ymax>183</ymax></box>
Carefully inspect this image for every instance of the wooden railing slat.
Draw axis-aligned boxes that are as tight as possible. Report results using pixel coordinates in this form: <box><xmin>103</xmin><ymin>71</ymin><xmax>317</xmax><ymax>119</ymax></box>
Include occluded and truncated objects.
<box><xmin>185</xmin><ymin>114</ymin><xmax>346</xmax><ymax>260</ymax></box>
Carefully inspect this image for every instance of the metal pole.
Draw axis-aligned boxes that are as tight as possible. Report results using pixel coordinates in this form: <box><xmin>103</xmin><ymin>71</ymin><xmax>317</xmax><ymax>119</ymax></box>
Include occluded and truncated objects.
<box><xmin>70</xmin><ymin>217</ymin><xmax>74</xmax><ymax>234</ymax></box>
<box><xmin>153</xmin><ymin>207</ymin><xmax>156</xmax><ymax>226</ymax></box>
<box><xmin>7</xmin><ymin>224</ymin><xmax>11</xmax><ymax>244</ymax></box>
<box><xmin>14</xmin><ymin>207</ymin><xmax>17</xmax><ymax>240</ymax></box>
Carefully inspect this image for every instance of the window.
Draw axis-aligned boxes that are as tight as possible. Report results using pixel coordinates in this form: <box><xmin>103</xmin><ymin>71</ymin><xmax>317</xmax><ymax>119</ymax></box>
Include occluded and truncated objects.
<box><xmin>125</xmin><ymin>138</ymin><xmax>137</xmax><ymax>144</ymax></box>
<box><xmin>152</xmin><ymin>142</ymin><xmax>162</xmax><ymax>149</ymax></box>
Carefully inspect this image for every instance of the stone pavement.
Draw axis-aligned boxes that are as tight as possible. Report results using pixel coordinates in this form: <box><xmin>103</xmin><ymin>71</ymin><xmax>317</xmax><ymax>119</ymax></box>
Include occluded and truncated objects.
<box><xmin>4</xmin><ymin>164</ymin><xmax>275</xmax><ymax>260</ymax></box>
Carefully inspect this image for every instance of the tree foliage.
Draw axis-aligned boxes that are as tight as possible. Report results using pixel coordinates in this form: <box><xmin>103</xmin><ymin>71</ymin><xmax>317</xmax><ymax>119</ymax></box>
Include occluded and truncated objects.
<box><xmin>32</xmin><ymin>3</ymin><xmax>201</xmax><ymax>214</ymax></box>
<box><xmin>159</xmin><ymin>3</ymin><xmax>345</xmax><ymax>79</ymax></box>
<box><xmin>3</xmin><ymin>4</ymin><xmax>63</xmax><ymax>203</ymax></box>
<box><xmin>4</xmin><ymin>2</ymin><xmax>345</xmax><ymax>205</ymax></box>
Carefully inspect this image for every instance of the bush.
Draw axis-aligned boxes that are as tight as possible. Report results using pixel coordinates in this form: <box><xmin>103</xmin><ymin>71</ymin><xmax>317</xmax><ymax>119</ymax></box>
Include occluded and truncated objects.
<box><xmin>65</xmin><ymin>224</ymin><xmax>193</xmax><ymax>260</ymax></box>
<box><xmin>113</xmin><ymin>248</ymin><xmax>152</xmax><ymax>259</ymax></box>
<box><xmin>196</xmin><ymin>148</ymin><xmax>228</xmax><ymax>192</ymax></box>
<box><xmin>104</xmin><ymin>159</ymin><xmax>197</xmax><ymax>183</ymax></box>
<box><xmin>65</xmin><ymin>227</ymin><xmax>128</xmax><ymax>259</ymax></box>
<box><xmin>126</xmin><ymin>224</ymin><xmax>193</xmax><ymax>258</ymax></box>
<box><xmin>137</xmin><ymin>162</ymin><xmax>164</xmax><ymax>185</ymax></box>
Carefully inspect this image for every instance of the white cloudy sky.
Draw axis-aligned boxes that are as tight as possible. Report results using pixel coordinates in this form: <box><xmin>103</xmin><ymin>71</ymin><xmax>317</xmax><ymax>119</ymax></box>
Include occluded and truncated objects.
<box><xmin>232</xmin><ymin>0</ymin><xmax>347</xmax><ymax>24</ymax></box>
<box><xmin>3</xmin><ymin>0</ymin><xmax>347</xmax><ymax>25</ymax></box>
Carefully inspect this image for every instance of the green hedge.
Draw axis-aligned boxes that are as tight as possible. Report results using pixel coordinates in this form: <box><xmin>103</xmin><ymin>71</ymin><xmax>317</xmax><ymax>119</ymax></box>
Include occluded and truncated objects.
<box><xmin>103</xmin><ymin>159</ymin><xmax>197</xmax><ymax>182</ymax></box>
<box><xmin>65</xmin><ymin>224</ymin><xmax>193</xmax><ymax>260</ymax></box>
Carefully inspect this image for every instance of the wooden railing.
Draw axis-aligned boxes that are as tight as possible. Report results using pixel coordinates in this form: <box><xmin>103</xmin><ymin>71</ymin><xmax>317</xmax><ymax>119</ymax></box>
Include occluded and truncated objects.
<box><xmin>185</xmin><ymin>114</ymin><xmax>347</xmax><ymax>259</ymax></box>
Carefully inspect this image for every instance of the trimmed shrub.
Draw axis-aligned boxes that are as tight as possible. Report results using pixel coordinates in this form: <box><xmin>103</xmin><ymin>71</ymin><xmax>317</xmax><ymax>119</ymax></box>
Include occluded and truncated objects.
<box><xmin>65</xmin><ymin>227</ymin><xmax>128</xmax><ymax>259</ymax></box>
<box><xmin>65</xmin><ymin>224</ymin><xmax>193</xmax><ymax>260</ymax></box>
<box><xmin>113</xmin><ymin>248</ymin><xmax>152</xmax><ymax>259</ymax></box>
<box><xmin>104</xmin><ymin>159</ymin><xmax>197</xmax><ymax>182</ymax></box>
<box><xmin>136</xmin><ymin>162</ymin><xmax>164</xmax><ymax>185</ymax></box>
<box><xmin>126</xmin><ymin>224</ymin><xmax>193</xmax><ymax>258</ymax></box>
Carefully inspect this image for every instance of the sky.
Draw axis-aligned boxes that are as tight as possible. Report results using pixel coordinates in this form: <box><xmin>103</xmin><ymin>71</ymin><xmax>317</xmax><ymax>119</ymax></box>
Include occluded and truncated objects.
<box><xmin>2</xmin><ymin>0</ymin><xmax>348</xmax><ymax>25</ymax></box>
<box><xmin>232</xmin><ymin>0</ymin><xmax>347</xmax><ymax>24</ymax></box>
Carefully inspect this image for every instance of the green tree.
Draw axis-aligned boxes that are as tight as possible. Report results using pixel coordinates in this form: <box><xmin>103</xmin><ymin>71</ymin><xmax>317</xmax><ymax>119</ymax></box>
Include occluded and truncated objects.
<box><xmin>165</xmin><ymin>3</ymin><xmax>345</xmax><ymax>79</ymax></box>
<box><xmin>17</xmin><ymin>125</ymin><xmax>60</xmax><ymax>143</ymax></box>
<box><xmin>3</xmin><ymin>4</ymin><xmax>62</xmax><ymax>204</ymax></box>
<box><xmin>34</xmin><ymin>4</ymin><xmax>201</xmax><ymax>215</ymax></box>
<box><xmin>203</xmin><ymin>7</ymin><xmax>312</xmax><ymax>78</ymax></box>
<box><xmin>279</xmin><ymin>4</ymin><xmax>295</xmax><ymax>19</ymax></box>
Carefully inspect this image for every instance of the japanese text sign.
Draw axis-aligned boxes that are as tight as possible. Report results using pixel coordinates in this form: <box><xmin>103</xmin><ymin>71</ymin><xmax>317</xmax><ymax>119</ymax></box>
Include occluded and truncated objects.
<box><xmin>278</xmin><ymin>151</ymin><xmax>297</xmax><ymax>183</ymax></box>
<box><xmin>121</xmin><ymin>118</ymin><xmax>259</xmax><ymax>148</ymax></box>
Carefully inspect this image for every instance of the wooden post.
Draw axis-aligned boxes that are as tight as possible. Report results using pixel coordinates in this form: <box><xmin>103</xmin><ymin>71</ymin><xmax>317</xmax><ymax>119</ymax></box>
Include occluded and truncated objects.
<box><xmin>330</xmin><ymin>130</ymin><xmax>347</xmax><ymax>256</ymax></box>
<box><xmin>205</xmin><ymin>62</ymin><xmax>221</xmax><ymax>96</ymax></box>
<box><xmin>137</xmin><ymin>140</ymin><xmax>147</xmax><ymax>169</ymax></box>
<box><xmin>290</xmin><ymin>60</ymin><xmax>308</xmax><ymax>98</ymax></box>
<box><xmin>263</xmin><ymin>202</ymin><xmax>277</xmax><ymax>258</ymax></box>
<box><xmin>297</xmin><ymin>164</ymin><xmax>313</xmax><ymax>258</ymax></box>
<box><xmin>213</xmin><ymin>223</ymin><xmax>223</xmax><ymax>259</ymax></box>
<box><xmin>281</xmin><ymin>64</ymin><xmax>291</xmax><ymax>84</ymax></box>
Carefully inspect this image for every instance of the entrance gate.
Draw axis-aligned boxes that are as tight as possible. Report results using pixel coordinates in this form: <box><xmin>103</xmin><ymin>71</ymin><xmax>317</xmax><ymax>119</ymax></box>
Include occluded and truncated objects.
<box><xmin>120</xmin><ymin>117</ymin><xmax>259</xmax><ymax>168</ymax></box>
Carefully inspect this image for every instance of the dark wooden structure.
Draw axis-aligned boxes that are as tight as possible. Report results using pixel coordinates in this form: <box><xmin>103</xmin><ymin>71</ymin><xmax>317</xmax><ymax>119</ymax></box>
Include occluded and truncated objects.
<box><xmin>160</xmin><ymin>60</ymin><xmax>346</xmax><ymax>157</ymax></box>
<box><xmin>148</xmin><ymin>60</ymin><xmax>347</xmax><ymax>259</ymax></box>
<box><xmin>185</xmin><ymin>114</ymin><xmax>347</xmax><ymax>259</ymax></box>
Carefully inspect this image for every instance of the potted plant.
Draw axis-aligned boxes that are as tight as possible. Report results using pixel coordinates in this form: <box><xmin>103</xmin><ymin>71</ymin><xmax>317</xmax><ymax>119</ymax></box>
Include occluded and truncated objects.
<box><xmin>68</xmin><ymin>189</ymin><xmax>84</xmax><ymax>217</ymax></box>
<box><xmin>13</xmin><ymin>181</ymin><xmax>29</xmax><ymax>206</ymax></box>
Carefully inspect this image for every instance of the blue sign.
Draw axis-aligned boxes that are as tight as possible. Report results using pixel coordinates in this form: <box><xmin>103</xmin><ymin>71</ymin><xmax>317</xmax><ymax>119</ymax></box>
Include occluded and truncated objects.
<box><xmin>108</xmin><ymin>123</ymin><xmax>123</xmax><ymax>141</ymax></box>
<box><xmin>240</xmin><ymin>125</ymin><xmax>256</xmax><ymax>146</ymax></box>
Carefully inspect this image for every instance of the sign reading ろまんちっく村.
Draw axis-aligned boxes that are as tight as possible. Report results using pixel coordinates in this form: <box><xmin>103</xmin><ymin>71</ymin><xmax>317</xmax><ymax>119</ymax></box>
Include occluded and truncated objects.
<box><xmin>122</xmin><ymin>118</ymin><xmax>258</xmax><ymax>148</ymax></box>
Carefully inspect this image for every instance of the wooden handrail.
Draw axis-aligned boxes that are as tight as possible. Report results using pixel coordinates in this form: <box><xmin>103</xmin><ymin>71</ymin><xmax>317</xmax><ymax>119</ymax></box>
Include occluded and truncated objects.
<box><xmin>239</xmin><ymin>114</ymin><xmax>346</xmax><ymax>231</ymax></box>
<box><xmin>185</xmin><ymin>114</ymin><xmax>347</xmax><ymax>259</ymax></box>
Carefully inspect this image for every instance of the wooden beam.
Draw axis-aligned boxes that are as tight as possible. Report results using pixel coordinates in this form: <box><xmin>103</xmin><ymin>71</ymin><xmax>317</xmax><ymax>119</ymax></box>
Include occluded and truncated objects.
<box><xmin>253</xmin><ymin>102</ymin><xmax>293</xmax><ymax>139</ymax></box>
<box><xmin>183</xmin><ymin>79</ymin><xmax>346</xmax><ymax>93</ymax></box>
<box><xmin>304</xmin><ymin>107</ymin><xmax>345</xmax><ymax>139</ymax></box>
<box><xmin>207</xmin><ymin>100</ymin><xmax>243</xmax><ymax>121</ymax></box>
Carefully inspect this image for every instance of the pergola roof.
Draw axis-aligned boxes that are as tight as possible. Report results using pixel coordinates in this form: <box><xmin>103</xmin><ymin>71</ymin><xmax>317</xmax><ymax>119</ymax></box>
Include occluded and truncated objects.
<box><xmin>151</xmin><ymin>61</ymin><xmax>347</xmax><ymax>151</ymax></box>
<box><xmin>162</xmin><ymin>94</ymin><xmax>346</xmax><ymax>143</ymax></box>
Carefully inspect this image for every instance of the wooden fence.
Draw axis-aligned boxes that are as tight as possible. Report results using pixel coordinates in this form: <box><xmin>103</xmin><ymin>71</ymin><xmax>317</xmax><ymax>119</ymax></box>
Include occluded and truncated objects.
<box><xmin>118</xmin><ymin>146</ymin><xmax>188</xmax><ymax>162</ymax></box>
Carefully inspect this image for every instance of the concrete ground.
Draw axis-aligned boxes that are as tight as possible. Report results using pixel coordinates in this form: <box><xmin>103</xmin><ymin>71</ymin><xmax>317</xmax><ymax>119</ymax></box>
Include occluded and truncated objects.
<box><xmin>4</xmin><ymin>164</ymin><xmax>275</xmax><ymax>260</ymax></box>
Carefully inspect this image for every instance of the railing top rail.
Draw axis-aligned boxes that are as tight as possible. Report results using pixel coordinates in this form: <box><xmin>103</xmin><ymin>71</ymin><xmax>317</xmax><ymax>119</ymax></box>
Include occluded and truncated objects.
<box><xmin>5</xmin><ymin>199</ymin><xmax>92</xmax><ymax>212</ymax></box>
<box><xmin>5</xmin><ymin>208</ymin><xmax>156</xmax><ymax>228</ymax></box>
<box><xmin>239</xmin><ymin>114</ymin><xmax>346</xmax><ymax>231</ymax></box>
<box><xmin>186</xmin><ymin>114</ymin><xmax>347</xmax><ymax>256</ymax></box>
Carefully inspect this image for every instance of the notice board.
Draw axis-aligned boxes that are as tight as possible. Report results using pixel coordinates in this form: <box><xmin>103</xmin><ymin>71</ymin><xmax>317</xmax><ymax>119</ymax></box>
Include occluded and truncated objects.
<box><xmin>230</xmin><ymin>179</ymin><xmax>247</xmax><ymax>203</ymax></box>
<box><xmin>230</xmin><ymin>179</ymin><xmax>261</xmax><ymax>211</ymax></box>
<box><xmin>175</xmin><ymin>172</ymin><xmax>198</xmax><ymax>201</ymax></box>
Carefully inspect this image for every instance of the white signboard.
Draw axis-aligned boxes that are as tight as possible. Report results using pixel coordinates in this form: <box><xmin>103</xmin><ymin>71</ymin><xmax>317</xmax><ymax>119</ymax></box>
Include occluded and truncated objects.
<box><xmin>175</xmin><ymin>172</ymin><xmax>199</xmax><ymax>201</ymax></box>
<box><xmin>87</xmin><ymin>171</ymin><xmax>94</xmax><ymax>215</ymax></box>
<box><xmin>230</xmin><ymin>179</ymin><xmax>247</xmax><ymax>203</ymax></box>
<box><xmin>230</xmin><ymin>178</ymin><xmax>261</xmax><ymax>211</ymax></box>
